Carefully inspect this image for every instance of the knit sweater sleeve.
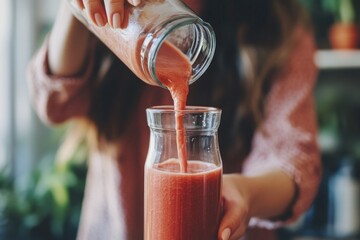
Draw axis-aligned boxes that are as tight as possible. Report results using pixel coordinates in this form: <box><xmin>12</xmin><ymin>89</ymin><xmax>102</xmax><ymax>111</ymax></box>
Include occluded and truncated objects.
<box><xmin>242</xmin><ymin>28</ymin><xmax>322</xmax><ymax>229</ymax></box>
<box><xmin>27</xmin><ymin>38</ymin><xmax>95</xmax><ymax>125</ymax></box>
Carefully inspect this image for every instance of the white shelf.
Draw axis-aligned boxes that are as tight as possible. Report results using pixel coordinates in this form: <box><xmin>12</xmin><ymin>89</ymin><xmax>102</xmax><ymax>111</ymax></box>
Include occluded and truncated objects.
<box><xmin>315</xmin><ymin>50</ymin><xmax>360</xmax><ymax>69</ymax></box>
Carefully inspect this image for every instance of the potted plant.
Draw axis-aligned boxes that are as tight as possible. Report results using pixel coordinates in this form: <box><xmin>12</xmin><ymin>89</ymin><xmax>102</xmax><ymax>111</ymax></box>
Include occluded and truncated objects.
<box><xmin>323</xmin><ymin>0</ymin><xmax>359</xmax><ymax>49</ymax></box>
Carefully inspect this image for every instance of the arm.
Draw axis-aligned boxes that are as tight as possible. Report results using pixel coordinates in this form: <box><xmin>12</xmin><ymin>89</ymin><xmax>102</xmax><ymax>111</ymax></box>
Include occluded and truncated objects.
<box><xmin>26</xmin><ymin>3</ymin><xmax>95</xmax><ymax>125</ymax></box>
<box><xmin>27</xmin><ymin>0</ymin><xmax>142</xmax><ymax>125</ymax></box>
<box><xmin>48</xmin><ymin>1</ymin><xmax>92</xmax><ymax>76</ymax></box>
<box><xmin>218</xmin><ymin>27</ymin><xmax>321</xmax><ymax>240</ymax></box>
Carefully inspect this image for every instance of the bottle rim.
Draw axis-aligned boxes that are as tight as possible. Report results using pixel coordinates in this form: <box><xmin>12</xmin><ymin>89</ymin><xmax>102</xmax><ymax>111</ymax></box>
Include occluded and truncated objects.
<box><xmin>141</xmin><ymin>16</ymin><xmax>216</xmax><ymax>89</ymax></box>
<box><xmin>146</xmin><ymin>105</ymin><xmax>222</xmax><ymax>131</ymax></box>
<box><xmin>146</xmin><ymin>105</ymin><xmax>221</xmax><ymax>114</ymax></box>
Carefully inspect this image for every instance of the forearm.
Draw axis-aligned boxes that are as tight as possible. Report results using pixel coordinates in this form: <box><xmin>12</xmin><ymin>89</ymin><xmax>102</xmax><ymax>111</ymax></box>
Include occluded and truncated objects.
<box><xmin>226</xmin><ymin>170</ymin><xmax>296</xmax><ymax>219</ymax></box>
<box><xmin>48</xmin><ymin>1</ymin><xmax>92</xmax><ymax>76</ymax></box>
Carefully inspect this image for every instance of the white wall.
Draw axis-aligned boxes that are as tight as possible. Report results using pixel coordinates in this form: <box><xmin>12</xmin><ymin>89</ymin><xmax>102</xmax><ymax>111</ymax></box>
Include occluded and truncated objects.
<box><xmin>0</xmin><ymin>0</ymin><xmax>12</xmax><ymax>170</ymax></box>
<box><xmin>0</xmin><ymin>0</ymin><xmax>60</xmax><ymax>183</ymax></box>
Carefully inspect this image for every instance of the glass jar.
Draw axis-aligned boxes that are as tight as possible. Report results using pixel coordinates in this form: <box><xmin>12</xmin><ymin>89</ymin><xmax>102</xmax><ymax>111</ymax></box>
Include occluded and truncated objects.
<box><xmin>144</xmin><ymin>106</ymin><xmax>223</xmax><ymax>240</ymax></box>
<box><xmin>67</xmin><ymin>0</ymin><xmax>216</xmax><ymax>88</ymax></box>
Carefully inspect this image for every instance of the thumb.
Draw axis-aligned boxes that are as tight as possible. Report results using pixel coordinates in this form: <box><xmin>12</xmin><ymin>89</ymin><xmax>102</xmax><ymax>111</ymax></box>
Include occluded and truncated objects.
<box><xmin>218</xmin><ymin>200</ymin><xmax>249</xmax><ymax>240</ymax></box>
<box><xmin>219</xmin><ymin>227</ymin><xmax>232</xmax><ymax>240</ymax></box>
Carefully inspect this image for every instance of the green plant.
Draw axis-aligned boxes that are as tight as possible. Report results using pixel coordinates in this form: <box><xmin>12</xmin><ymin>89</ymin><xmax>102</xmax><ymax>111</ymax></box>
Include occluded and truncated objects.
<box><xmin>316</xmin><ymin>85</ymin><xmax>360</xmax><ymax>156</ymax></box>
<box><xmin>0</xmin><ymin>134</ymin><xmax>88</xmax><ymax>240</ymax></box>
<box><xmin>322</xmin><ymin>0</ymin><xmax>357</xmax><ymax>23</ymax></box>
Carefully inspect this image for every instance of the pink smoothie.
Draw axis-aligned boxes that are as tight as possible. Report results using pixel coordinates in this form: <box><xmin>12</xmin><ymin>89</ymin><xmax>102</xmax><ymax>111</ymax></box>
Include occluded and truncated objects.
<box><xmin>144</xmin><ymin>159</ymin><xmax>222</xmax><ymax>240</ymax></box>
<box><xmin>155</xmin><ymin>41</ymin><xmax>191</xmax><ymax>172</ymax></box>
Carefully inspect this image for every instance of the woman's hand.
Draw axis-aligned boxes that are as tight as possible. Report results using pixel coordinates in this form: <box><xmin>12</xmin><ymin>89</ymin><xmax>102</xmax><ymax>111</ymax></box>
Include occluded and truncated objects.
<box><xmin>218</xmin><ymin>174</ymin><xmax>251</xmax><ymax>240</ymax></box>
<box><xmin>218</xmin><ymin>171</ymin><xmax>296</xmax><ymax>240</ymax></box>
<box><xmin>75</xmin><ymin>0</ymin><xmax>142</xmax><ymax>28</ymax></box>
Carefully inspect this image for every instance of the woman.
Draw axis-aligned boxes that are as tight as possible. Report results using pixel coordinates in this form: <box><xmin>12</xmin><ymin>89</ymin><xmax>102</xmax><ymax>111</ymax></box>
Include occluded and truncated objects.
<box><xmin>27</xmin><ymin>0</ymin><xmax>321</xmax><ymax>239</ymax></box>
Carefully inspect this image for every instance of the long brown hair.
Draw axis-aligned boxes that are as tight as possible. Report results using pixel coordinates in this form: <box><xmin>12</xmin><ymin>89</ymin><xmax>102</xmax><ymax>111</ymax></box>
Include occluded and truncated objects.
<box><xmin>188</xmin><ymin>0</ymin><xmax>311</xmax><ymax>169</ymax></box>
<box><xmin>62</xmin><ymin>0</ymin><xmax>311</xmax><ymax>168</ymax></box>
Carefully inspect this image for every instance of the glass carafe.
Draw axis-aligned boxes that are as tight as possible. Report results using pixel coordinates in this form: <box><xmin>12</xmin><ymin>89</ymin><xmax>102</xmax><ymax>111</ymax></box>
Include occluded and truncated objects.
<box><xmin>66</xmin><ymin>0</ymin><xmax>216</xmax><ymax>88</ymax></box>
<box><xmin>144</xmin><ymin>106</ymin><xmax>223</xmax><ymax>240</ymax></box>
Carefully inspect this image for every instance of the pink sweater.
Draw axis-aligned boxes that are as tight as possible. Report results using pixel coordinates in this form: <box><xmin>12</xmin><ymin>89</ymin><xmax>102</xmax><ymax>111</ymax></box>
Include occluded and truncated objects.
<box><xmin>27</xmin><ymin>28</ymin><xmax>321</xmax><ymax>240</ymax></box>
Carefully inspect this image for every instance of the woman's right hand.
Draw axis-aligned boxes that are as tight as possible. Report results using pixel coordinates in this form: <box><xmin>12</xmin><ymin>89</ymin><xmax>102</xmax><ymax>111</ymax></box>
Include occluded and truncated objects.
<box><xmin>76</xmin><ymin>0</ymin><xmax>142</xmax><ymax>29</ymax></box>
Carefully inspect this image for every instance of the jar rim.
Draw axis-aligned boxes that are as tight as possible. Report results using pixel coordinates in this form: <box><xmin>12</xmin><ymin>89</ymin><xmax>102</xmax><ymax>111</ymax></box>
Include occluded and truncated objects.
<box><xmin>142</xmin><ymin>16</ymin><xmax>216</xmax><ymax>89</ymax></box>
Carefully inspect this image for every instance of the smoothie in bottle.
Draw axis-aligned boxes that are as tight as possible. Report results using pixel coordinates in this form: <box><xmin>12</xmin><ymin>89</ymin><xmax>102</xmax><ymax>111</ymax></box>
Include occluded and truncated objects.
<box><xmin>144</xmin><ymin>103</ymin><xmax>222</xmax><ymax>240</ymax></box>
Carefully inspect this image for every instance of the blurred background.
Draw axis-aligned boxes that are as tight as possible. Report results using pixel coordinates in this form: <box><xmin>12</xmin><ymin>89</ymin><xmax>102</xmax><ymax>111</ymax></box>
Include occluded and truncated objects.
<box><xmin>0</xmin><ymin>0</ymin><xmax>360</xmax><ymax>239</ymax></box>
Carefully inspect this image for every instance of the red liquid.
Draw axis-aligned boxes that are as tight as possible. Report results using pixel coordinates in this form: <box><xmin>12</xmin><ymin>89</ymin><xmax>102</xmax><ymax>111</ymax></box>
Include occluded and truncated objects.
<box><xmin>144</xmin><ymin>159</ymin><xmax>222</xmax><ymax>240</ymax></box>
<box><xmin>155</xmin><ymin>42</ymin><xmax>191</xmax><ymax>172</ymax></box>
<box><xmin>145</xmin><ymin>35</ymin><xmax>222</xmax><ymax>240</ymax></box>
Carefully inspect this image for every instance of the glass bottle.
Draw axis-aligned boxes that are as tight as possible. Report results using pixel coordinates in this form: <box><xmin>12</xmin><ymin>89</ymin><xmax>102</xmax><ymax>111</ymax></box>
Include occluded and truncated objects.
<box><xmin>144</xmin><ymin>106</ymin><xmax>223</xmax><ymax>240</ymax></box>
<box><xmin>66</xmin><ymin>0</ymin><xmax>216</xmax><ymax>88</ymax></box>
<box><xmin>330</xmin><ymin>157</ymin><xmax>360</xmax><ymax>237</ymax></box>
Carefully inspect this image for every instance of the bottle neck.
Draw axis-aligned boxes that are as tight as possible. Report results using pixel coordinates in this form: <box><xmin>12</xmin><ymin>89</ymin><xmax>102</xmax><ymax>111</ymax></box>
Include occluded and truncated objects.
<box><xmin>146</xmin><ymin>106</ymin><xmax>222</xmax><ymax>167</ymax></box>
<box><xmin>140</xmin><ymin>16</ymin><xmax>216</xmax><ymax>88</ymax></box>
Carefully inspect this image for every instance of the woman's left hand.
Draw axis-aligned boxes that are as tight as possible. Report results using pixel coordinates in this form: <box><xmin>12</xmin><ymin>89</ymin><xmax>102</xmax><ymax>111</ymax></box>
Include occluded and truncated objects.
<box><xmin>218</xmin><ymin>174</ymin><xmax>251</xmax><ymax>240</ymax></box>
<box><xmin>75</xmin><ymin>0</ymin><xmax>142</xmax><ymax>29</ymax></box>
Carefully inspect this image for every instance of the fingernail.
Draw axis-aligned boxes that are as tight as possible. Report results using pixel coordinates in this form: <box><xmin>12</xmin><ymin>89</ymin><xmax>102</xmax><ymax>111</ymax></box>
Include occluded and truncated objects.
<box><xmin>112</xmin><ymin>13</ymin><xmax>121</xmax><ymax>29</ymax></box>
<box><xmin>129</xmin><ymin>0</ymin><xmax>141</xmax><ymax>6</ymax></box>
<box><xmin>94</xmin><ymin>13</ymin><xmax>105</xmax><ymax>26</ymax></box>
<box><xmin>221</xmin><ymin>228</ymin><xmax>231</xmax><ymax>240</ymax></box>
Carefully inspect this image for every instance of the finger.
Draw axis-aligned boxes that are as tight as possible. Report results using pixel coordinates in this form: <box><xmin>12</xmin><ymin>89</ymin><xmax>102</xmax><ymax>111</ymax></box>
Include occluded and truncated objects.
<box><xmin>104</xmin><ymin>0</ymin><xmax>124</xmax><ymax>29</ymax></box>
<box><xmin>76</xmin><ymin>0</ymin><xmax>85</xmax><ymax>9</ymax></box>
<box><xmin>127</xmin><ymin>0</ymin><xmax>141</xmax><ymax>6</ymax></box>
<box><xmin>220</xmin><ymin>228</ymin><xmax>231</xmax><ymax>240</ymax></box>
<box><xmin>83</xmin><ymin>0</ymin><xmax>107</xmax><ymax>26</ymax></box>
<box><xmin>218</xmin><ymin>200</ymin><xmax>249</xmax><ymax>240</ymax></box>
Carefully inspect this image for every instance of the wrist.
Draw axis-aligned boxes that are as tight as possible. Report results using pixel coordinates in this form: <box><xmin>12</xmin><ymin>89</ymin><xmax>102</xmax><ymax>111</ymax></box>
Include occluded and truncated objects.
<box><xmin>238</xmin><ymin>170</ymin><xmax>296</xmax><ymax>219</ymax></box>
<box><xmin>231</xmin><ymin>174</ymin><xmax>260</xmax><ymax>218</ymax></box>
